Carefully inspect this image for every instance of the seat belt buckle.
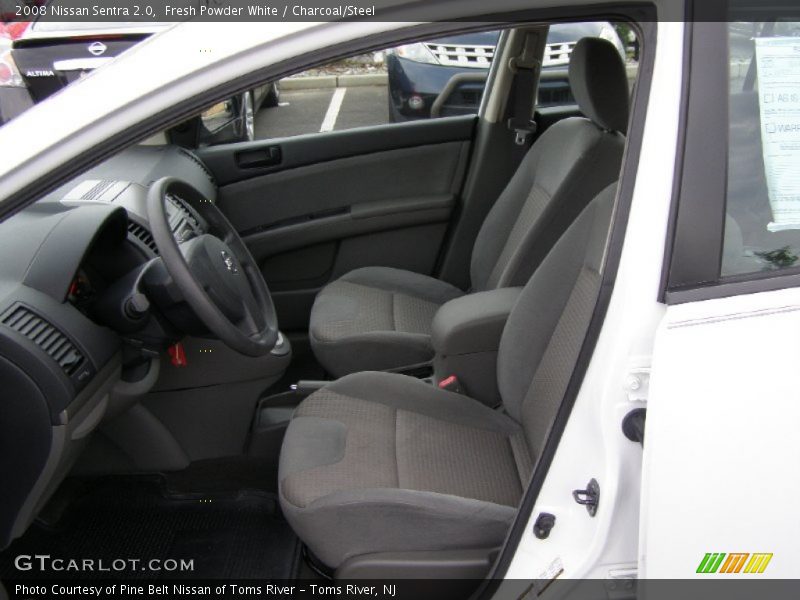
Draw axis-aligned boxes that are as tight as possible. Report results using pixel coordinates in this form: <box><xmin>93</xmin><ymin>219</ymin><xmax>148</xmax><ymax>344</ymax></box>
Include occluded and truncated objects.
<box><xmin>437</xmin><ymin>375</ymin><xmax>464</xmax><ymax>394</ymax></box>
<box><xmin>168</xmin><ymin>342</ymin><xmax>187</xmax><ymax>367</ymax></box>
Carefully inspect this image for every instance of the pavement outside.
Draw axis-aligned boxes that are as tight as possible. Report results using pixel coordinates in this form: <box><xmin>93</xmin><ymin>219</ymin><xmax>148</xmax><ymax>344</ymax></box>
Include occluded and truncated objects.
<box><xmin>255</xmin><ymin>85</ymin><xmax>393</xmax><ymax>139</ymax></box>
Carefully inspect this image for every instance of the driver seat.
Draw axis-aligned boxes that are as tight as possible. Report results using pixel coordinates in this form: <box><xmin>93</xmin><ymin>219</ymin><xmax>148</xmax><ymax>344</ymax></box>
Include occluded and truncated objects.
<box><xmin>308</xmin><ymin>37</ymin><xmax>629</xmax><ymax>377</ymax></box>
<box><xmin>279</xmin><ymin>183</ymin><xmax>617</xmax><ymax>571</ymax></box>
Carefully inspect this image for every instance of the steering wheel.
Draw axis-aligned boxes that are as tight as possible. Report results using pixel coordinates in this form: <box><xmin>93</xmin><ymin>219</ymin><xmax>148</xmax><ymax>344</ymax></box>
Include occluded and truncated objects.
<box><xmin>147</xmin><ymin>177</ymin><xmax>279</xmax><ymax>357</ymax></box>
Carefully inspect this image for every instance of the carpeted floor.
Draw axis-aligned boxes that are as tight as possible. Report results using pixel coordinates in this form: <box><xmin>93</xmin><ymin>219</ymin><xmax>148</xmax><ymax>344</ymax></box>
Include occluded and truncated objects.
<box><xmin>0</xmin><ymin>476</ymin><xmax>300</xmax><ymax>581</ymax></box>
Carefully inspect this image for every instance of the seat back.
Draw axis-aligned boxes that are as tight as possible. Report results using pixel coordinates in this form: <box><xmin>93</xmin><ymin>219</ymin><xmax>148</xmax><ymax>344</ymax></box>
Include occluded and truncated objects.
<box><xmin>497</xmin><ymin>183</ymin><xmax>616</xmax><ymax>460</ymax></box>
<box><xmin>469</xmin><ymin>37</ymin><xmax>629</xmax><ymax>292</ymax></box>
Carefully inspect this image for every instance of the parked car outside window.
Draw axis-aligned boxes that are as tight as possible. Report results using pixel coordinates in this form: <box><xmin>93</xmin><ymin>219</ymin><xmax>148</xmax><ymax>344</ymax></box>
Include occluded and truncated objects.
<box><xmin>385</xmin><ymin>22</ymin><xmax>626</xmax><ymax>121</ymax></box>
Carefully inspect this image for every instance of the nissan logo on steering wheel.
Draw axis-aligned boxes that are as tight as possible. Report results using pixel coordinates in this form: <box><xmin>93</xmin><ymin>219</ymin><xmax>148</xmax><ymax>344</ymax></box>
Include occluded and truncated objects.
<box><xmin>220</xmin><ymin>250</ymin><xmax>238</xmax><ymax>274</ymax></box>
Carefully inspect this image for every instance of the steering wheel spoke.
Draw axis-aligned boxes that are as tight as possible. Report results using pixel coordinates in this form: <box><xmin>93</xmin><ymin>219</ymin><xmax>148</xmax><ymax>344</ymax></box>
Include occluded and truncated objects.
<box><xmin>221</xmin><ymin>230</ymin><xmax>238</xmax><ymax>246</ymax></box>
<box><xmin>147</xmin><ymin>177</ymin><xmax>279</xmax><ymax>357</ymax></box>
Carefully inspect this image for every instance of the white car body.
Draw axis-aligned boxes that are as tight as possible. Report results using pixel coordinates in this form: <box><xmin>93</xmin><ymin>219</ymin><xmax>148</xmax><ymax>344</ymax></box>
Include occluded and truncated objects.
<box><xmin>0</xmin><ymin>0</ymin><xmax>796</xmax><ymax>585</ymax></box>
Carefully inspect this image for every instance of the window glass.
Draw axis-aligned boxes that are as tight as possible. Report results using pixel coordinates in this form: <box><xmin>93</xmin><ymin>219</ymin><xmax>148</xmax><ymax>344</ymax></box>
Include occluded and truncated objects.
<box><xmin>723</xmin><ymin>21</ymin><xmax>800</xmax><ymax>276</ymax></box>
<box><xmin>180</xmin><ymin>23</ymin><xmax>637</xmax><ymax>146</ymax></box>
<box><xmin>253</xmin><ymin>33</ymin><xmax>496</xmax><ymax>141</ymax></box>
<box><xmin>536</xmin><ymin>22</ymin><xmax>637</xmax><ymax>107</ymax></box>
<box><xmin>386</xmin><ymin>32</ymin><xmax>496</xmax><ymax>121</ymax></box>
<box><xmin>168</xmin><ymin>33</ymin><xmax>495</xmax><ymax>148</ymax></box>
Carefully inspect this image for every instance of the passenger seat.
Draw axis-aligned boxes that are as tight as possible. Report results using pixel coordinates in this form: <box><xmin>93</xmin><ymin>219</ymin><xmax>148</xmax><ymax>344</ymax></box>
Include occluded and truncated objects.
<box><xmin>309</xmin><ymin>37</ymin><xmax>629</xmax><ymax>377</ymax></box>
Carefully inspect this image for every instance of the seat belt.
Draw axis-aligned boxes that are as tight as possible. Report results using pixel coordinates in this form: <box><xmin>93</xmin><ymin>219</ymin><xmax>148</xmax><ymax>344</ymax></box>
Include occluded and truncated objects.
<box><xmin>507</xmin><ymin>32</ymin><xmax>541</xmax><ymax>145</ymax></box>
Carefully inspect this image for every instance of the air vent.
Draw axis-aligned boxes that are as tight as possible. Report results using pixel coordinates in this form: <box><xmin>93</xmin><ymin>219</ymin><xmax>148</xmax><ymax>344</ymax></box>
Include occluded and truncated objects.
<box><xmin>2</xmin><ymin>305</ymin><xmax>85</xmax><ymax>376</ymax></box>
<box><xmin>166</xmin><ymin>193</ymin><xmax>204</xmax><ymax>241</ymax></box>
<box><xmin>127</xmin><ymin>220</ymin><xmax>159</xmax><ymax>255</ymax></box>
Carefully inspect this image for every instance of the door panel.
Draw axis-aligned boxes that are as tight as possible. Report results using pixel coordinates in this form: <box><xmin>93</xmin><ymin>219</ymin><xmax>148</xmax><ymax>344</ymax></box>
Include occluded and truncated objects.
<box><xmin>642</xmin><ymin>288</ymin><xmax>800</xmax><ymax>577</ymax></box>
<box><xmin>197</xmin><ymin>115</ymin><xmax>476</xmax><ymax>186</ymax></box>
<box><xmin>241</xmin><ymin>194</ymin><xmax>454</xmax><ymax>258</ymax></box>
<box><xmin>217</xmin><ymin>146</ymin><xmax>466</xmax><ymax>234</ymax></box>
<box><xmin>197</xmin><ymin>116</ymin><xmax>475</xmax><ymax>332</ymax></box>
<box><xmin>264</xmin><ymin>223</ymin><xmax>449</xmax><ymax>331</ymax></box>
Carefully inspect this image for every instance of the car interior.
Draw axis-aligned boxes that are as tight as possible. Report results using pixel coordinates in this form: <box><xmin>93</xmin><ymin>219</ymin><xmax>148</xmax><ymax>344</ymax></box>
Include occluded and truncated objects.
<box><xmin>0</xmin><ymin>18</ymin><xmax>642</xmax><ymax>586</ymax></box>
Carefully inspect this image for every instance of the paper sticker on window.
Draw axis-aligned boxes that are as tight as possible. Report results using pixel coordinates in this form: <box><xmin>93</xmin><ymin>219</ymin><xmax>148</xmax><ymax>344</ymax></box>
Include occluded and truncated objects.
<box><xmin>755</xmin><ymin>37</ymin><xmax>800</xmax><ymax>232</ymax></box>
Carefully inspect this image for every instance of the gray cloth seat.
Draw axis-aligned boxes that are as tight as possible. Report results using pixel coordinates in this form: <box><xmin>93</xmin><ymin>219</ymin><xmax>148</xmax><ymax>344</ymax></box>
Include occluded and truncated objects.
<box><xmin>308</xmin><ymin>267</ymin><xmax>464</xmax><ymax>375</ymax></box>
<box><xmin>279</xmin><ymin>372</ymin><xmax>529</xmax><ymax>568</ymax></box>
<box><xmin>309</xmin><ymin>37</ymin><xmax>629</xmax><ymax>377</ymax></box>
<box><xmin>280</xmin><ymin>183</ymin><xmax>618</xmax><ymax>569</ymax></box>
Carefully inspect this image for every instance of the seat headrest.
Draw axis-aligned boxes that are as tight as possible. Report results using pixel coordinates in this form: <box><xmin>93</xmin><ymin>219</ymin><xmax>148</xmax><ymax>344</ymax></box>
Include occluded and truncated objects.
<box><xmin>568</xmin><ymin>37</ymin><xmax>630</xmax><ymax>134</ymax></box>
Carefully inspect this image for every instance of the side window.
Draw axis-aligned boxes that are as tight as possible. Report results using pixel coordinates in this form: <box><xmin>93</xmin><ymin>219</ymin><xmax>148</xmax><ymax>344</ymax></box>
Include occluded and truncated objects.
<box><xmin>723</xmin><ymin>21</ymin><xmax>800</xmax><ymax>276</ymax></box>
<box><xmin>171</xmin><ymin>32</ymin><xmax>498</xmax><ymax>148</ymax></box>
<box><xmin>183</xmin><ymin>23</ymin><xmax>639</xmax><ymax>147</ymax></box>
<box><xmin>536</xmin><ymin>22</ymin><xmax>637</xmax><ymax>108</ymax></box>
<box><xmin>387</xmin><ymin>33</ymin><xmax>497</xmax><ymax>120</ymax></box>
<box><xmin>249</xmin><ymin>32</ymin><xmax>498</xmax><ymax>141</ymax></box>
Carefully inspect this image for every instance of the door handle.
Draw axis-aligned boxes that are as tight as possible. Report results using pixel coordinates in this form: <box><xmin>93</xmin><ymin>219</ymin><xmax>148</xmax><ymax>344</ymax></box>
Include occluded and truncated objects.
<box><xmin>235</xmin><ymin>146</ymin><xmax>282</xmax><ymax>169</ymax></box>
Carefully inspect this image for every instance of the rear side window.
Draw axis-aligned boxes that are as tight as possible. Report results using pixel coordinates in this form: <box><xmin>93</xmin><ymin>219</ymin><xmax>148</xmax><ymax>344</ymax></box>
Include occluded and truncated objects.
<box><xmin>723</xmin><ymin>21</ymin><xmax>800</xmax><ymax>276</ymax></box>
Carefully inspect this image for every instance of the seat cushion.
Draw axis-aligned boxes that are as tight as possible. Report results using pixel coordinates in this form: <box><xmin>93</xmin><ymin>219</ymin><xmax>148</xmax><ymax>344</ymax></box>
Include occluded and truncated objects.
<box><xmin>309</xmin><ymin>267</ymin><xmax>463</xmax><ymax>377</ymax></box>
<box><xmin>278</xmin><ymin>372</ymin><xmax>533</xmax><ymax>568</ymax></box>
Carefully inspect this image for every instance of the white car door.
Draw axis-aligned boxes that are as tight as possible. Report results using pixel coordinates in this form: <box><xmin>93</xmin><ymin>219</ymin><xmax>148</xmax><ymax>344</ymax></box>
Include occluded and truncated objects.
<box><xmin>641</xmin><ymin>18</ymin><xmax>800</xmax><ymax>579</ymax></box>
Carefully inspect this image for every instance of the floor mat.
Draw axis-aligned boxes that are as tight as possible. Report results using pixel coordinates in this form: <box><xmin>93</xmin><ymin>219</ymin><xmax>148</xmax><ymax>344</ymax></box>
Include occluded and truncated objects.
<box><xmin>0</xmin><ymin>477</ymin><xmax>300</xmax><ymax>581</ymax></box>
<box><xmin>163</xmin><ymin>456</ymin><xmax>279</xmax><ymax>496</ymax></box>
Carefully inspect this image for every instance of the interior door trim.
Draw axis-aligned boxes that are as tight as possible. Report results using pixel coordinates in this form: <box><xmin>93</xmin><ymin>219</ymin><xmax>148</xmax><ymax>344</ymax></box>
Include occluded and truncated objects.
<box><xmin>197</xmin><ymin>115</ymin><xmax>478</xmax><ymax>186</ymax></box>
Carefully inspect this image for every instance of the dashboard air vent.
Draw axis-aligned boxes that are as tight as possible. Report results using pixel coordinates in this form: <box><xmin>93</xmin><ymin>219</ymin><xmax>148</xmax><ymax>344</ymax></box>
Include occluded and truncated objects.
<box><xmin>2</xmin><ymin>305</ymin><xmax>85</xmax><ymax>376</ymax></box>
<box><xmin>127</xmin><ymin>221</ymin><xmax>159</xmax><ymax>255</ymax></box>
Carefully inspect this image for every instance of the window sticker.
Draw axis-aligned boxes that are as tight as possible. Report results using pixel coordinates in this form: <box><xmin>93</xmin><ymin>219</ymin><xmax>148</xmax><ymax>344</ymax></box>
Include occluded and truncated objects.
<box><xmin>755</xmin><ymin>37</ymin><xmax>800</xmax><ymax>232</ymax></box>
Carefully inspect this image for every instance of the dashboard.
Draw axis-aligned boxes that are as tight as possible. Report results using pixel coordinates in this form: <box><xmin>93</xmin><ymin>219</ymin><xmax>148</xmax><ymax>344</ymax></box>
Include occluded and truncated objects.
<box><xmin>0</xmin><ymin>144</ymin><xmax>215</xmax><ymax>401</ymax></box>
<box><xmin>0</xmin><ymin>144</ymin><xmax>217</xmax><ymax>547</ymax></box>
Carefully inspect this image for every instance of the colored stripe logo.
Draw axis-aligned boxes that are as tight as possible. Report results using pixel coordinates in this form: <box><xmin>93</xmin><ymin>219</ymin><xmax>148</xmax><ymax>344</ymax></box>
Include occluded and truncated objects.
<box><xmin>697</xmin><ymin>553</ymin><xmax>773</xmax><ymax>574</ymax></box>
